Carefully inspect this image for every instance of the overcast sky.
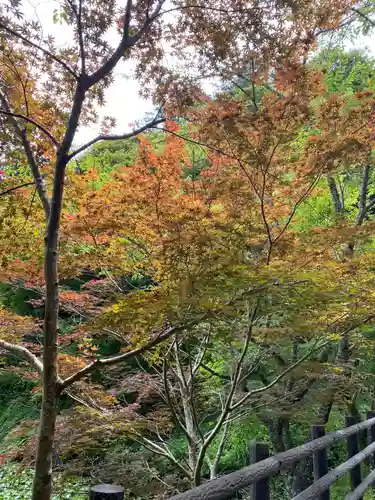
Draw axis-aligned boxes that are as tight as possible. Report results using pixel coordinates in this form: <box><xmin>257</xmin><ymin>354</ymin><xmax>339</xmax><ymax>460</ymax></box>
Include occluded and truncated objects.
<box><xmin>24</xmin><ymin>0</ymin><xmax>375</xmax><ymax>150</ymax></box>
<box><xmin>25</xmin><ymin>0</ymin><xmax>154</xmax><ymax>147</ymax></box>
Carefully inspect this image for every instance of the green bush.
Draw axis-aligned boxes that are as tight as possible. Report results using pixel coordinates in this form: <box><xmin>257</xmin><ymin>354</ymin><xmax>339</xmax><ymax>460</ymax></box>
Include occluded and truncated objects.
<box><xmin>210</xmin><ymin>417</ymin><xmax>269</xmax><ymax>474</ymax></box>
<box><xmin>0</xmin><ymin>373</ymin><xmax>39</xmax><ymax>448</ymax></box>
<box><xmin>0</xmin><ymin>465</ymin><xmax>87</xmax><ymax>499</ymax></box>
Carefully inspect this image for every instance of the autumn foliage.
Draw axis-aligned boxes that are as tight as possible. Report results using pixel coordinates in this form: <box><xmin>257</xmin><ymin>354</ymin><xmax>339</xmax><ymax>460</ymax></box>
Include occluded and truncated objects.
<box><xmin>1</xmin><ymin>62</ymin><xmax>375</xmax><ymax>384</ymax></box>
<box><xmin>1</xmin><ymin>0</ymin><xmax>375</xmax><ymax>496</ymax></box>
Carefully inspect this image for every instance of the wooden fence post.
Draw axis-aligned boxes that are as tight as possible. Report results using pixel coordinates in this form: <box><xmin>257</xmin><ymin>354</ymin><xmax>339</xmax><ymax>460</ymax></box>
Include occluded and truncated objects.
<box><xmin>311</xmin><ymin>424</ymin><xmax>330</xmax><ymax>500</ymax></box>
<box><xmin>249</xmin><ymin>441</ymin><xmax>270</xmax><ymax>500</ymax></box>
<box><xmin>345</xmin><ymin>416</ymin><xmax>362</xmax><ymax>499</ymax></box>
<box><xmin>90</xmin><ymin>484</ymin><xmax>125</xmax><ymax>499</ymax></box>
<box><xmin>367</xmin><ymin>411</ymin><xmax>375</xmax><ymax>471</ymax></box>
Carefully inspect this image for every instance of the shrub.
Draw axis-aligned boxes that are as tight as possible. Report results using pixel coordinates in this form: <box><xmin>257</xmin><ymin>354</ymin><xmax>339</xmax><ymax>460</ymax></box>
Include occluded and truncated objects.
<box><xmin>0</xmin><ymin>465</ymin><xmax>87</xmax><ymax>499</ymax></box>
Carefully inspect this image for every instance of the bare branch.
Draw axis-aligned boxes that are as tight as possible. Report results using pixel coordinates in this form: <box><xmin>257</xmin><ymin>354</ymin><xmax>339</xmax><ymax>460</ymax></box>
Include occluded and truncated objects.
<box><xmin>0</xmin><ymin>109</ymin><xmax>59</xmax><ymax>146</ymax></box>
<box><xmin>68</xmin><ymin>117</ymin><xmax>165</xmax><ymax>160</ymax></box>
<box><xmin>231</xmin><ymin>304</ymin><xmax>260</xmax><ymax>387</ymax></box>
<box><xmin>0</xmin><ymin>90</ymin><xmax>50</xmax><ymax>218</ymax></box>
<box><xmin>316</xmin><ymin>12</ymin><xmax>357</xmax><ymax>36</ymax></box>
<box><xmin>237</xmin><ymin>354</ymin><xmax>263</xmax><ymax>388</ymax></box>
<box><xmin>261</xmin><ymin>82</ymin><xmax>285</xmax><ymax>99</ymax></box>
<box><xmin>163</xmin><ymin>359</ymin><xmax>191</xmax><ymax>439</ymax></box>
<box><xmin>0</xmin><ymin>22</ymin><xmax>78</xmax><ymax>79</ymax></box>
<box><xmin>174</xmin><ymin>337</ymin><xmax>189</xmax><ymax>390</ymax></box>
<box><xmin>159</xmin><ymin>128</ymin><xmax>240</xmax><ymax>162</ymax></box>
<box><xmin>77</xmin><ymin>0</ymin><xmax>85</xmax><ymax>74</ymax></box>
<box><xmin>185</xmin><ymin>341</ymin><xmax>206</xmax><ymax>443</ymax></box>
<box><xmin>191</xmin><ymin>336</ymin><xmax>209</xmax><ymax>377</ymax></box>
<box><xmin>15</xmin><ymin>187</ymin><xmax>37</xmax><ymax>236</ymax></box>
<box><xmin>257</xmin><ymin>139</ymin><xmax>279</xmax><ymax>263</ymax></box>
<box><xmin>157</xmin><ymin>4</ymin><xmax>256</xmax><ymax>18</ymax></box>
<box><xmin>0</xmin><ymin>339</ymin><xmax>43</xmax><ymax>376</ymax></box>
<box><xmin>87</xmin><ymin>0</ymin><xmax>165</xmax><ymax>88</ymax></box>
<box><xmin>228</xmin><ymin>79</ymin><xmax>252</xmax><ymax>98</ymax></box>
<box><xmin>200</xmin><ymin>363</ymin><xmax>231</xmax><ymax>381</ymax></box>
<box><xmin>351</xmin><ymin>7</ymin><xmax>375</xmax><ymax>28</ymax></box>
<box><xmin>230</xmin><ymin>339</ymin><xmax>332</xmax><ymax>411</ymax></box>
<box><xmin>272</xmin><ymin>172</ymin><xmax>322</xmax><ymax>245</ymax></box>
<box><xmin>137</xmin><ymin>436</ymin><xmax>193</xmax><ymax>478</ymax></box>
<box><xmin>58</xmin><ymin>320</ymin><xmax>202</xmax><ymax>392</ymax></box>
<box><xmin>66</xmin><ymin>0</ymin><xmax>86</xmax><ymax>75</ymax></box>
<box><xmin>250</xmin><ymin>61</ymin><xmax>258</xmax><ymax>109</ymax></box>
<box><xmin>0</xmin><ymin>181</ymin><xmax>35</xmax><ymax>197</ymax></box>
<box><xmin>193</xmin><ymin>303</ymin><xmax>259</xmax><ymax>485</ymax></box>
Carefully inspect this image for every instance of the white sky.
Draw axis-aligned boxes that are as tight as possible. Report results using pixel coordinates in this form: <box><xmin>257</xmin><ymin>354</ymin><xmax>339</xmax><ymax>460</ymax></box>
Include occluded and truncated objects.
<box><xmin>23</xmin><ymin>0</ymin><xmax>375</xmax><ymax>150</ymax></box>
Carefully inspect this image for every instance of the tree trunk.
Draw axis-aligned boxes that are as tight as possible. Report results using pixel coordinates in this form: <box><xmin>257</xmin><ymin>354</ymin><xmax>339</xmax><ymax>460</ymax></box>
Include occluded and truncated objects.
<box><xmin>182</xmin><ymin>391</ymin><xmax>198</xmax><ymax>473</ymax></box>
<box><xmin>31</xmin><ymin>164</ymin><xmax>63</xmax><ymax>500</ymax></box>
<box><xmin>209</xmin><ymin>421</ymin><xmax>230</xmax><ymax>479</ymax></box>
<box><xmin>317</xmin><ymin>396</ymin><xmax>334</xmax><ymax>425</ymax></box>
<box><xmin>327</xmin><ymin>176</ymin><xmax>344</xmax><ymax>214</ymax></box>
<box><xmin>262</xmin><ymin>417</ymin><xmax>286</xmax><ymax>452</ymax></box>
<box><xmin>280</xmin><ymin>419</ymin><xmax>313</xmax><ymax>496</ymax></box>
<box><xmin>356</xmin><ymin>165</ymin><xmax>371</xmax><ymax>226</ymax></box>
<box><xmin>31</xmin><ymin>85</ymin><xmax>85</xmax><ymax>500</ymax></box>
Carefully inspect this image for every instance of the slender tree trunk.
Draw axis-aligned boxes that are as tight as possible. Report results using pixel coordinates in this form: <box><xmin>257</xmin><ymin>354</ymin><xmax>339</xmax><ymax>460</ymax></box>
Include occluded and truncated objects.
<box><xmin>316</xmin><ymin>334</ymin><xmax>351</xmax><ymax>428</ymax></box>
<box><xmin>317</xmin><ymin>397</ymin><xmax>334</xmax><ymax>424</ymax></box>
<box><xmin>262</xmin><ymin>416</ymin><xmax>285</xmax><ymax>452</ymax></box>
<box><xmin>31</xmin><ymin>85</ymin><xmax>85</xmax><ymax>500</ymax></box>
<box><xmin>327</xmin><ymin>176</ymin><xmax>344</xmax><ymax>214</ymax></box>
<box><xmin>31</xmin><ymin>162</ymin><xmax>64</xmax><ymax>500</ymax></box>
<box><xmin>343</xmin><ymin>164</ymin><xmax>371</xmax><ymax>258</ymax></box>
<box><xmin>181</xmin><ymin>390</ymin><xmax>198</xmax><ymax>472</ymax></box>
<box><xmin>173</xmin><ymin>340</ymin><xmax>199</xmax><ymax>480</ymax></box>
<box><xmin>209</xmin><ymin>421</ymin><xmax>230</xmax><ymax>479</ymax></box>
<box><xmin>356</xmin><ymin>165</ymin><xmax>371</xmax><ymax>226</ymax></box>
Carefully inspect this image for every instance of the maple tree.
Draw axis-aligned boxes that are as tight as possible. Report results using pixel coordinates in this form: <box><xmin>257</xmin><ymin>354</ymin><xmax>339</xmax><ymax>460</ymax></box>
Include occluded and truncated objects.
<box><xmin>21</xmin><ymin>67</ymin><xmax>375</xmax><ymax>491</ymax></box>
<box><xmin>1</xmin><ymin>0</ymin><xmax>375</xmax><ymax>498</ymax></box>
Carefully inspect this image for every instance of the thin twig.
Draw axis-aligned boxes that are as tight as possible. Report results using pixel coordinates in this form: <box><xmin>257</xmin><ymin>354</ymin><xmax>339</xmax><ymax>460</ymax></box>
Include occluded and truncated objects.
<box><xmin>0</xmin><ymin>22</ymin><xmax>78</xmax><ymax>78</ymax></box>
<box><xmin>0</xmin><ymin>181</ymin><xmax>35</xmax><ymax>197</ymax></box>
<box><xmin>351</xmin><ymin>7</ymin><xmax>375</xmax><ymax>28</ymax></box>
<box><xmin>15</xmin><ymin>187</ymin><xmax>37</xmax><ymax>236</ymax></box>
<box><xmin>68</xmin><ymin>117</ymin><xmax>165</xmax><ymax>160</ymax></box>
<box><xmin>0</xmin><ymin>90</ymin><xmax>50</xmax><ymax>217</ymax></box>
<box><xmin>0</xmin><ymin>109</ymin><xmax>59</xmax><ymax>146</ymax></box>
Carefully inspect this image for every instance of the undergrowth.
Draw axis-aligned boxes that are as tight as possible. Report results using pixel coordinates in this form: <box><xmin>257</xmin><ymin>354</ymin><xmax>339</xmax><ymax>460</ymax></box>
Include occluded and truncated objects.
<box><xmin>0</xmin><ymin>466</ymin><xmax>87</xmax><ymax>500</ymax></box>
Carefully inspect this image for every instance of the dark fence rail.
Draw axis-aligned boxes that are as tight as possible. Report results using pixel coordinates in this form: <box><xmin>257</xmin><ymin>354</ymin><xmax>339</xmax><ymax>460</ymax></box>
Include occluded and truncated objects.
<box><xmin>90</xmin><ymin>411</ymin><xmax>375</xmax><ymax>500</ymax></box>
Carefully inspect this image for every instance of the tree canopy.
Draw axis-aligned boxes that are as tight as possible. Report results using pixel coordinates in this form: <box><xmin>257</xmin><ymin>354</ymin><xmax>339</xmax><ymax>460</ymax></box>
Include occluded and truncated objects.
<box><xmin>1</xmin><ymin>1</ymin><xmax>375</xmax><ymax>499</ymax></box>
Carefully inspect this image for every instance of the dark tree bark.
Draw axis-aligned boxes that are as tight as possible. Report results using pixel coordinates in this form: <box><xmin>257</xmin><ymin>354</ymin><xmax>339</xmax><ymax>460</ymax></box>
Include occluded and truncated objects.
<box><xmin>356</xmin><ymin>165</ymin><xmax>371</xmax><ymax>226</ymax></box>
<box><xmin>32</xmin><ymin>85</ymin><xmax>86</xmax><ymax>500</ymax></box>
<box><xmin>327</xmin><ymin>176</ymin><xmax>344</xmax><ymax>214</ymax></box>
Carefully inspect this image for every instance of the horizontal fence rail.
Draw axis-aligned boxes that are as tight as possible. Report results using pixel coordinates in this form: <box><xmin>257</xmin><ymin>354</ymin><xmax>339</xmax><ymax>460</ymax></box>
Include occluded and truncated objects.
<box><xmin>90</xmin><ymin>412</ymin><xmax>375</xmax><ymax>500</ymax></box>
<box><xmin>291</xmin><ymin>439</ymin><xmax>375</xmax><ymax>500</ymax></box>
<box><xmin>166</xmin><ymin>416</ymin><xmax>375</xmax><ymax>500</ymax></box>
<box><xmin>345</xmin><ymin>467</ymin><xmax>375</xmax><ymax>500</ymax></box>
